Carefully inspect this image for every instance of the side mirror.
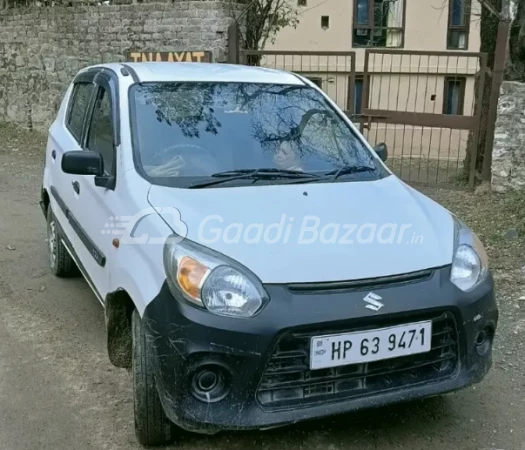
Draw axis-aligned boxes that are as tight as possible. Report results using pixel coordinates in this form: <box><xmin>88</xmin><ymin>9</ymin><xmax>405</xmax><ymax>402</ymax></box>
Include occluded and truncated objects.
<box><xmin>374</xmin><ymin>143</ymin><xmax>388</xmax><ymax>162</ymax></box>
<box><xmin>62</xmin><ymin>151</ymin><xmax>104</xmax><ymax>176</ymax></box>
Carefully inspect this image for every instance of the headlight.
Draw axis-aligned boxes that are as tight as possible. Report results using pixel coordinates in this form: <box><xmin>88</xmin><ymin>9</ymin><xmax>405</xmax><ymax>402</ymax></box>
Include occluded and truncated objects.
<box><xmin>163</xmin><ymin>235</ymin><xmax>269</xmax><ymax>317</ymax></box>
<box><xmin>450</xmin><ymin>218</ymin><xmax>489</xmax><ymax>291</ymax></box>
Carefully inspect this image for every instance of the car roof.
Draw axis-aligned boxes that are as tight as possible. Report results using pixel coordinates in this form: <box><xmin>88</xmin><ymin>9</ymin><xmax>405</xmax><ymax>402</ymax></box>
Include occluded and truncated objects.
<box><xmin>84</xmin><ymin>62</ymin><xmax>305</xmax><ymax>85</ymax></box>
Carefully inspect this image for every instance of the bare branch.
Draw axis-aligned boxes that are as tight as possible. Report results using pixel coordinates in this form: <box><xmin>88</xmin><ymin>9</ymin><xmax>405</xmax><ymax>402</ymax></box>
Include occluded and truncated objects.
<box><xmin>261</xmin><ymin>109</ymin><xmax>333</xmax><ymax>143</ymax></box>
<box><xmin>260</xmin><ymin>0</ymin><xmax>284</xmax><ymax>49</ymax></box>
<box><xmin>229</xmin><ymin>0</ymin><xmax>299</xmax><ymax>53</ymax></box>
<box><xmin>230</xmin><ymin>0</ymin><xmax>257</xmax><ymax>23</ymax></box>
<box><xmin>478</xmin><ymin>0</ymin><xmax>505</xmax><ymax>20</ymax></box>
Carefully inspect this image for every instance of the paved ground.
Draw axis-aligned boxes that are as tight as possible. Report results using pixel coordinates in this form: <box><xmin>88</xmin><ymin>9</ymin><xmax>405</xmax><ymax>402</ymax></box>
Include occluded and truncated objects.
<box><xmin>0</xmin><ymin>125</ymin><xmax>524</xmax><ymax>450</ymax></box>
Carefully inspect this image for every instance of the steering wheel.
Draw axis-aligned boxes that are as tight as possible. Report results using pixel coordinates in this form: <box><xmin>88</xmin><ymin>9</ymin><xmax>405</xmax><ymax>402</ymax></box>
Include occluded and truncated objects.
<box><xmin>144</xmin><ymin>143</ymin><xmax>214</xmax><ymax>177</ymax></box>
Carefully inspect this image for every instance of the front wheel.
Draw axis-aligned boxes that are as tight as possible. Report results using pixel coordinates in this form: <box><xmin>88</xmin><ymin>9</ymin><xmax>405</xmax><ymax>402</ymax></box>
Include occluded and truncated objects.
<box><xmin>132</xmin><ymin>310</ymin><xmax>177</xmax><ymax>447</ymax></box>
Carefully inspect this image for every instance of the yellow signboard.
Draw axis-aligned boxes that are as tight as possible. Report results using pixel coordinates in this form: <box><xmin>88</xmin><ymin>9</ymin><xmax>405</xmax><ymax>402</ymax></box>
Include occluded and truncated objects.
<box><xmin>127</xmin><ymin>51</ymin><xmax>212</xmax><ymax>63</ymax></box>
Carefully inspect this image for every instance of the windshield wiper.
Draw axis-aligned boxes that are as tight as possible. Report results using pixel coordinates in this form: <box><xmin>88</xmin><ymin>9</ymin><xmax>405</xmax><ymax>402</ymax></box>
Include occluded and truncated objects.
<box><xmin>211</xmin><ymin>168</ymin><xmax>320</xmax><ymax>178</ymax></box>
<box><xmin>327</xmin><ymin>165</ymin><xmax>377</xmax><ymax>180</ymax></box>
<box><xmin>188</xmin><ymin>168</ymin><xmax>320</xmax><ymax>189</ymax></box>
<box><xmin>284</xmin><ymin>165</ymin><xmax>377</xmax><ymax>185</ymax></box>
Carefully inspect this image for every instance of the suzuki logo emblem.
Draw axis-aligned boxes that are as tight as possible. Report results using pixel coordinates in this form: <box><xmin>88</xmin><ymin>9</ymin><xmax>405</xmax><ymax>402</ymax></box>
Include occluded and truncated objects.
<box><xmin>363</xmin><ymin>292</ymin><xmax>384</xmax><ymax>312</ymax></box>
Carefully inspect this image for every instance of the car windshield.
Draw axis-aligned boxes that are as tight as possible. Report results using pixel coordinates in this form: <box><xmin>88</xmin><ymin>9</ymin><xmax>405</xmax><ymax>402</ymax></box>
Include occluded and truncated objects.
<box><xmin>129</xmin><ymin>82</ymin><xmax>386</xmax><ymax>188</ymax></box>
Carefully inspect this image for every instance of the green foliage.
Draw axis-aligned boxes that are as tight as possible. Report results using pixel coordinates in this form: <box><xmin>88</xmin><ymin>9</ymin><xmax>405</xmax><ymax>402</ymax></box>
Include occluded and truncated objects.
<box><xmin>234</xmin><ymin>0</ymin><xmax>300</xmax><ymax>53</ymax></box>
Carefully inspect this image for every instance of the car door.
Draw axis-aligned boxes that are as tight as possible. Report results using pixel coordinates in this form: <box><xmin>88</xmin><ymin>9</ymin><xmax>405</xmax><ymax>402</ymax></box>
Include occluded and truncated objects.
<box><xmin>67</xmin><ymin>71</ymin><xmax>121</xmax><ymax>301</ymax></box>
<box><xmin>47</xmin><ymin>73</ymin><xmax>97</xmax><ymax>252</ymax></box>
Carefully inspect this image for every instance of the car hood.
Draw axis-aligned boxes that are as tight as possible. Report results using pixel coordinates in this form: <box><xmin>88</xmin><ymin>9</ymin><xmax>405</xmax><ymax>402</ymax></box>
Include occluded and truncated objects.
<box><xmin>147</xmin><ymin>176</ymin><xmax>454</xmax><ymax>284</ymax></box>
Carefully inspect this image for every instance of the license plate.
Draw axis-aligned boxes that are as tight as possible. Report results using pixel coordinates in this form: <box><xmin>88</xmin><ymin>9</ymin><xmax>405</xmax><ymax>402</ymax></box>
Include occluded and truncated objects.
<box><xmin>310</xmin><ymin>321</ymin><xmax>432</xmax><ymax>370</ymax></box>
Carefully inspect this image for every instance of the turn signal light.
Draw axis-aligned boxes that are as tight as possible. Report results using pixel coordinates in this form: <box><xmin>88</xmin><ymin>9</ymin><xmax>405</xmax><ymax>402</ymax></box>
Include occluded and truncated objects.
<box><xmin>177</xmin><ymin>256</ymin><xmax>209</xmax><ymax>300</ymax></box>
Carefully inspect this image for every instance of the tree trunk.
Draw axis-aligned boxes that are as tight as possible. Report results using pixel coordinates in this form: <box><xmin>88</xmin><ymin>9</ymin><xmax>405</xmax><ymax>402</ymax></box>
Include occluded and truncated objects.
<box><xmin>243</xmin><ymin>5</ymin><xmax>263</xmax><ymax>65</ymax></box>
<box><xmin>463</xmin><ymin>0</ymin><xmax>502</xmax><ymax>182</ymax></box>
<box><xmin>508</xmin><ymin>0</ymin><xmax>525</xmax><ymax>80</ymax></box>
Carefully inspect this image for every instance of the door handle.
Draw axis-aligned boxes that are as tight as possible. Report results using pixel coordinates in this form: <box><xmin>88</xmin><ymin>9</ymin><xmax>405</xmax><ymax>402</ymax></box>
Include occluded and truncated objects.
<box><xmin>51</xmin><ymin>150</ymin><xmax>56</xmax><ymax>160</ymax></box>
<box><xmin>72</xmin><ymin>181</ymin><xmax>80</xmax><ymax>195</ymax></box>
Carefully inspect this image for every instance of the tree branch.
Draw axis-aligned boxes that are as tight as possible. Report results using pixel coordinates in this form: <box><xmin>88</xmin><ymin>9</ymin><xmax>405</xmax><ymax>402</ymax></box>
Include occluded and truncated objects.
<box><xmin>478</xmin><ymin>0</ymin><xmax>505</xmax><ymax>20</ymax></box>
<box><xmin>233</xmin><ymin>0</ymin><xmax>257</xmax><ymax>22</ymax></box>
<box><xmin>261</xmin><ymin>109</ymin><xmax>333</xmax><ymax>143</ymax></box>
<box><xmin>260</xmin><ymin>0</ymin><xmax>284</xmax><ymax>49</ymax></box>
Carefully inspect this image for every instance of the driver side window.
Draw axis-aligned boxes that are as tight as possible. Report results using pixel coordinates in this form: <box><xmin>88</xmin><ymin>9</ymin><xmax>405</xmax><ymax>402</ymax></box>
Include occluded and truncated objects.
<box><xmin>86</xmin><ymin>87</ymin><xmax>115</xmax><ymax>175</ymax></box>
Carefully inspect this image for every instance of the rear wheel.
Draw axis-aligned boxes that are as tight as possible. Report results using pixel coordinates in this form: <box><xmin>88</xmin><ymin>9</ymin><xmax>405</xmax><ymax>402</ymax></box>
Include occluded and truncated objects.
<box><xmin>46</xmin><ymin>207</ymin><xmax>76</xmax><ymax>277</ymax></box>
<box><xmin>132</xmin><ymin>309</ymin><xmax>177</xmax><ymax>447</ymax></box>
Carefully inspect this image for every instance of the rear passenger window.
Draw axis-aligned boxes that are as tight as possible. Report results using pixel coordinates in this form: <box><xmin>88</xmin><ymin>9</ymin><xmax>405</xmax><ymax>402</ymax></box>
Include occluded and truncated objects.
<box><xmin>67</xmin><ymin>83</ymin><xmax>94</xmax><ymax>141</ymax></box>
<box><xmin>86</xmin><ymin>87</ymin><xmax>115</xmax><ymax>175</ymax></box>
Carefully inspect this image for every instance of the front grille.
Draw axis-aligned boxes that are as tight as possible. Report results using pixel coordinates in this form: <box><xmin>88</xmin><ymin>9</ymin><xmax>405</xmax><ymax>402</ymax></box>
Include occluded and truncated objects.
<box><xmin>257</xmin><ymin>312</ymin><xmax>459</xmax><ymax>409</ymax></box>
<box><xmin>286</xmin><ymin>269</ymin><xmax>434</xmax><ymax>293</ymax></box>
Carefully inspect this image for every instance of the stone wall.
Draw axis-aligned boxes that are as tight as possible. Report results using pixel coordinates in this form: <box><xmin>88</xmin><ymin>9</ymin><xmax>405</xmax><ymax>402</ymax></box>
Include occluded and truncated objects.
<box><xmin>492</xmin><ymin>82</ymin><xmax>525</xmax><ymax>192</ymax></box>
<box><xmin>0</xmin><ymin>2</ymin><xmax>237</xmax><ymax>129</ymax></box>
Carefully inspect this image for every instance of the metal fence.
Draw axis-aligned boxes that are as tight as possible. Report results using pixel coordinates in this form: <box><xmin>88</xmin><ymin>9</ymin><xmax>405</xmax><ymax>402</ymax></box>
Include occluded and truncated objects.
<box><xmin>241</xmin><ymin>48</ymin><xmax>487</xmax><ymax>188</ymax></box>
<box><xmin>360</xmin><ymin>49</ymin><xmax>486</xmax><ymax>188</ymax></box>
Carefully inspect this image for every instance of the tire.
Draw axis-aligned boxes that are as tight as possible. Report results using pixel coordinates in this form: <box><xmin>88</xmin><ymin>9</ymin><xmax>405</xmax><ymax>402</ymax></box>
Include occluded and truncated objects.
<box><xmin>46</xmin><ymin>207</ymin><xmax>76</xmax><ymax>277</ymax></box>
<box><xmin>132</xmin><ymin>309</ymin><xmax>177</xmax><ymax>447</ymax></box>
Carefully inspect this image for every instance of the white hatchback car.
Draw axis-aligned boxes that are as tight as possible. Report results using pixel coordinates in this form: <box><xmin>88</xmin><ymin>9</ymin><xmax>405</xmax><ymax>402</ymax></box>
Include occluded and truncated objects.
<box><xmin>41</xmin><ymin>62</ymin><xmax>498</xmax><ymax>447</ymax></box>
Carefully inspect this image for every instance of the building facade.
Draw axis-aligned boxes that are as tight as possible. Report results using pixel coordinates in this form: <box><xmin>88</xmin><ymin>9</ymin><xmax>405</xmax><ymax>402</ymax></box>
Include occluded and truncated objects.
<box><xmin>270</xmin><ymin>0</ymin><xmax>480</xmax><ymax>54</ymax></box>
<box><xmin>262</xmin><ymin>0</ymin><xmax>482</xmax><ymax>175</ymax></box>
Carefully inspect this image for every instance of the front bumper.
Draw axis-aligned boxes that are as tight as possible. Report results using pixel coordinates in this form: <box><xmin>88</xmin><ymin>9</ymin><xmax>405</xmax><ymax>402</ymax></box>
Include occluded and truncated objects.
<box><xmin>143</xmin><ymin>266</ymin><xmax>497</xmax><ymax>434</ymax></box>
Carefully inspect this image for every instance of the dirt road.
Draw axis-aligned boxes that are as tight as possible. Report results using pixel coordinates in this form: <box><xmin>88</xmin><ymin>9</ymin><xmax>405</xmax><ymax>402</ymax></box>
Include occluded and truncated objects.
<box><xmin>0</xmin><ymin>126</ymin><xmax>524</xmax><ymax>450</ymax></box>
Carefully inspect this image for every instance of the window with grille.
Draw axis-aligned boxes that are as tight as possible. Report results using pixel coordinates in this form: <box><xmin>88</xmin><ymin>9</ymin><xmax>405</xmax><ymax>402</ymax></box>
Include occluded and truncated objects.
<box><xmin>353</xmin><ymin>0</ymin><xmax>405</xmax><ymax>48</ymax></box>
<box><xmin>443</xmin><ymin>77</ymin><xmax>466</xmax><ymax>115</ymax></box>
<box><xmin>447</xmin><ymin>0</ymin><xmax>471</xmax><ymax>49</ymax></box>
